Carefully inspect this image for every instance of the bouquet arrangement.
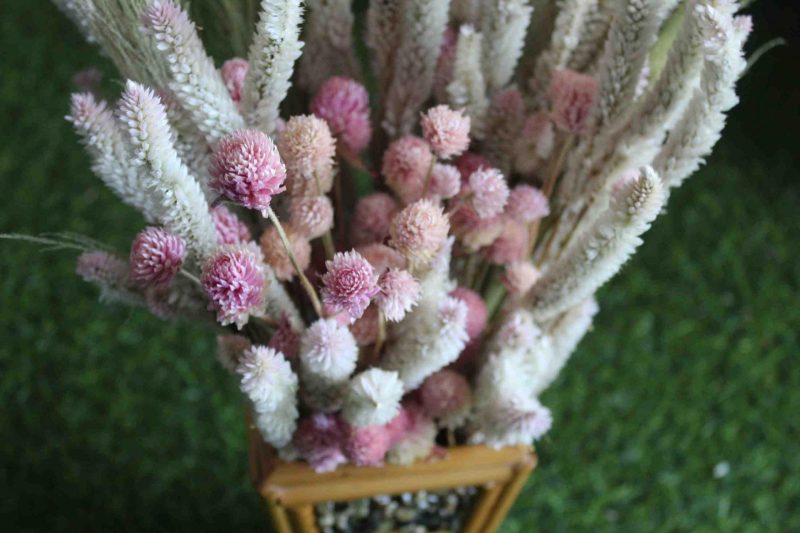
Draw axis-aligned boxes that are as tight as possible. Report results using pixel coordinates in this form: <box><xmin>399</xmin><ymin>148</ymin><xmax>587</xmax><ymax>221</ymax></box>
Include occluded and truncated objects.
<box><xmin>37</xmin><ymin>0</ymin><xmax>750</xmax><ymax>472</ymax></box>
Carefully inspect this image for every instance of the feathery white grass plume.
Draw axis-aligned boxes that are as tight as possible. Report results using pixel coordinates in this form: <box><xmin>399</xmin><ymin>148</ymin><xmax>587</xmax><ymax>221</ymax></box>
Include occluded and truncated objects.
<box><xmin>528</xmin><ymin>0</ymin><xmax>595</xmax><ymax>105</ymax></box>
<box><xmin>241</xmin><ymin>0</ymin><xmax>305</xmax><ymax>134</ymax></box>
<box><xmin>470</xmin><ymin>395</ymin><xmax>552</xmax><ymax>448</ymax></box>
<box><xmin>381</xmin><ymin>0</ymin><xmax>450</xmax><ymax>137</ymax></box>
<box><xmin>447</xmin><ymin>25</ymin><xmax>489</xmax><ymax>139</ymax></box>
<box><xmin>237</xmin><ymin>345</ymin><xmax>298</xmax><ymax>411</ymax></box>
<box><xmin>342</xmin><ymin>368</ymin><xmax>404</xmax><ymax>427</ymax></box>
<box><xmin>52</xmin><ymin>0</ymin><xmax>97</xmax><ymax>42</ymax></box>
<box><xmin>482</xmin><ymin>87</ymin><xmax>525</xmax><ymax>175</ymax></box>
<box><xmin>298</xmin><ymin>0</ymin><xmax>359</xmax><ymax>93</ymax></box>
<box><xmin>141</xmin><ymin>1</ymin><xmax>245</xmax><ymax>145</ymax></box>
<box><xmin>159</xmin><ymin>92</ymin><xmax>214</xmax><ymax>199</ymax></box>
<box><xmin>67</xmin><ymin>93</ymin><xmax>161</xmax><ymax>222</ymax></box>
<box><xmin>480</xmin><ymin>0</ymin><xmax>534</xmax><ymax>93</ymax></box>
<box><xmin>255</xmin><ymin>401</ymin><xmax>299</xmax><ymax>447</ymax></box>
<box><xmin>117</xmin><ymin>81</ymin><xmax>218</xmax><ymax>259</ymax></box>
<box><xmin>566</xmin><ymin>1</ymin><xmax>612</xmax><ymax>72</ymax></box>
<box><xmin>382</xmin><ymin>293</ymin><xmax>469</xmax><ymax>391</ymax></box>
<box><xmin>365</xmin><ymin>0</ymin><xmax>402</xmax><ymax>95</ymax></box>
<box><xmin>654</xmin><ymin>6</ymin><xmax>749</xmax><ymax>190</ymax></box>
<box><xmin>528</xmin><ymin>166</ymin><xmax>665</xmax><ymax>321</ymax></box>
<box><xmin>591</xmin><ymin>0</ymin><xmax>661</xmax><ymax>129</ymax></box>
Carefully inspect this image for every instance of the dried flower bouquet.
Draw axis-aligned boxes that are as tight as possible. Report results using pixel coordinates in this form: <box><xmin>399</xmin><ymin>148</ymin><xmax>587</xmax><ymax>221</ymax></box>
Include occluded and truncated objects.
<box><xmin>28</xmin><ymin>0</ymin><xmax>751</xmax><ymax>473</ymax></box>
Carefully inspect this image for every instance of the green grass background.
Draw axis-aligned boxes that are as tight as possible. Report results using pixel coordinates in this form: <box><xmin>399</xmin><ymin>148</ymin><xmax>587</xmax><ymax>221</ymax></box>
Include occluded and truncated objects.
<box><xmin>1</xmin><ymin>2</ymin><xmax>798</xmax><ymax>530</ymax></box>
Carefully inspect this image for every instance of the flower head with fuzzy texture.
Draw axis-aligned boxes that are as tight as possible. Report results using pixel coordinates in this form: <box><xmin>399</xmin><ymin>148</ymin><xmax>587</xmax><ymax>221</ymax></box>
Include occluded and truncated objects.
<box><xmin>467</xmin><ymin>168</ymin><xmax>509</xmax><ymax>219</ymax></box>
<box><xmin>549</xmin><ymin>69</ymin><xmax>597</xmax><ymax>135</ymax></box>
<box><xmin>420</xmin><ymin>370</ymin><xmax>471</xmax><ymax>419</ymax></box>
<box><xmin>236</xmin><ymin>345</ymin><xmax>297</xmax><ymax>411</ymax></box>
<box><xmin>506</xmin><ymin>185</ymin><xmax>550</xmax><ymax>223</ymax></box>
<box><xmin>503</xmin><ymin>262</ymin><xmax>541</xmax><ymax>297</ymax></box>
<box><xmin>376</xmin><ymin>269</ymin><xmax>420</xmax><ymax>322</ymax></box>
<box><xmin>209</xmin><ymin>129</ymin><xmax>286</xmax><ymax>212</ymax></box>
<box><xmin>311</xmin><ymin>76</ymin><xmax>372</xmax><ymax>153</ymax></box>
<box><xmin>343</xmin><ymin>423</ymin><xmax>391</xmax><ymax>466</ymax></box>
<box><xmin>293</xmin><ymin>413</ymin><xmax>347</xmax><ymax>473</ymax></box>
<box><xmin>382</xmin><ymin>136</ymin><xmax>433</xmax><ymax>204</ymax></box>
<box><xmin>211</xmin><ymin>205</ymin><xmax>251</xmax><ymax>245</ymax></box>
<box><xmin>450</xmin><ymin>287</ymin><xmax>488</xmax><ymax>342</ymax></box>
<box><xmin>221</xmin><ymin>58</ymin><xmax>248</xmax><ymax>104</ymax></box>
<box><xmin>289</xmin><ymin>195</ymin><xmax>334</xmax><ymax>239</ymax></box>
<box><xmin>483</xmin><ymin>221</ymin><xmax>528</xmax><ymax>265</ymax></box>
<box><xmin>350</xmin><ymin>305</ymin><xmax>379</xmax><ymax>346</ymax></box>
<box><xmin>201</xmin><ymin>245</ymin><xmax>266</xmax><ymax>328</ymax></box>
<box><xmin>259</xmin><ymin>226</ymin><xmax>311</xmax><ymax>281</ymax></box>
<box><xmin>278</xmin><ymin>115</ymin><xmax>337</xmax><ymax>197</ymax></box>
<box><xmin>299</xmin><ymin>318</ymin><xmax>358</xmax><ymax>381</ymax></box>
<box><xmin>389</xmin><ymin>200</ymin><xmax>450</xmax><ymax>269</ymax></box>
<box><xmin>320</xmin><ymin>251</ymin><xmax>379</xmax><ymax>322</ymax></box>
<box><xmin>356</xmin><ymin>244</ymin><xmax>406</xmax><ymax>274</ymax></box>
<box><xmin>455</xmin><ymin>152</ymin><xmax>491</xmax><ymax>182</ymax></box>
<box><xmin>351</xmin><ymin>193</ymin><xmax>400</xmax><ymax>246</ymax></box>
<box><xmin>342</xmin><ymin>368</ymin><xmax>404</xmax><ymax>427</ymax></box>
<box><xmin>429</xmin><ymin>163</ymin><xmax>461</xmax><ymax>199</ymax></box>
<box><xmin>268</xmin><ymin>314</ymin><xmax>300</xmax><ymax>360</ymax></box>
<box><xmin>129</xmin><ymin>226</ymin><xmax>186</xmax><ymax>287</ymax></box>
<box><xmin>421</xmin><ymin>105</ymin><xmax>471</xmax><ymax>159</ymax></box>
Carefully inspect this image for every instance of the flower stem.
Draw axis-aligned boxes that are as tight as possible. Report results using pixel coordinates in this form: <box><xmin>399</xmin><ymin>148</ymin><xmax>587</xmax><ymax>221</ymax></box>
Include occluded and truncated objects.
<box><xmin>373</xmin><ymin>308</ymin><xmax>386</xmax><ymax>360</ymax></box>
<box><xmin>421</xmin><ymin>156</ymin><xmax>437</xmax><ymax>198</ymax></box>
<box><xmin>266</xmin><ymin>207</ymin><xmax>323</xmax><ymax>317</ymax></box>
<box><xmin>528</xmin><ymin>134</ymin><xmax>574</xmax><ymax>256</ymax></box>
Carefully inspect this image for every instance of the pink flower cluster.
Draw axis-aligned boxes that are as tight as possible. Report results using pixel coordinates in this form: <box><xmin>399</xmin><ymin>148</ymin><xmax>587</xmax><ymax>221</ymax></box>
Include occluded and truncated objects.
<box><xmin>201</xmin><ymin>246</ymin><xmax>266</xmax><ymax>327</ymax></box>
<box><xmin>129</xmin><ymin>226</ymin><xmax>186</xmax><ymax>287</ymax></box>
<box><xmin>321</xmin><ymin>251</ymin><xmax>379</xmax><ymax>323</ymax></box>
<box><xmin>311</xmin><ymin>76</ymin><xmax>372</xmax><ymax>154</ymax></box>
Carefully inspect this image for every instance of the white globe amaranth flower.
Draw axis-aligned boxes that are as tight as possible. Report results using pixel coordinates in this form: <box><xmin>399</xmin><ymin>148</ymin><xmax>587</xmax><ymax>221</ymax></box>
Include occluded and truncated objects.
<box><xmin>237</xmin><ymin>345</ymin><xmax>298</xmax><ymax>412</ymax></box>
<box><xmin>299</xmin><ymin>318</ymin><xmax>358</xmax><ymax>382</ymax></box>
<box><xmin>342</xmin><ymin>369</ymin><xmax>404</xmax><ymax>427</ymax></box>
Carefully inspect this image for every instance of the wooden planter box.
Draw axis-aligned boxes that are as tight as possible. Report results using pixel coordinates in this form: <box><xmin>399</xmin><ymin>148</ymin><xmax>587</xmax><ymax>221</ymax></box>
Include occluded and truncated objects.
<box><xmin>248</xmin><ymin>424</ymin><xmax>536</xmax><ymax>533</ymax></box>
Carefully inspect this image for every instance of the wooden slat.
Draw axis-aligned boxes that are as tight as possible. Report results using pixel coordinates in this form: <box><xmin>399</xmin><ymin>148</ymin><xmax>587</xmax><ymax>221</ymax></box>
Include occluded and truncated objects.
<box><xmin>463</xmin><ymin>482</ymin><xmax>504</xmax><ymax>533</ymax></box>
<box><xmin>480</xmin><ymin>455</ymin><xmax>537</xmax><ymax>532</ymax></box>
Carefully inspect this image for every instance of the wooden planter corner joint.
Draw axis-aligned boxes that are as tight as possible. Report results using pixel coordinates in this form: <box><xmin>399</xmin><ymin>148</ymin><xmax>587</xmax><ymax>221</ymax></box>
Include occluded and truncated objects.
<box><xmin>249</xmin><ymin>424</ymin><xmax>537</xmax><ymax>533</ymax></box>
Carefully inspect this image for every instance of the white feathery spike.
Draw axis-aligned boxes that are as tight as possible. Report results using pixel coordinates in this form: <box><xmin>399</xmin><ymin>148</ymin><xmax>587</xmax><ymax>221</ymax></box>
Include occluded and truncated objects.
<box><xmin>381</xmin><ymin>0</ymin><xmax>450</xmax><ymax>137</ymax></box>
<box><xmin>141</xmin><ymin>1</ymin><xmax>245</xmax><ymax>145</ymax></box>
<box><xmin>365</xmin><ymin>0</ymin><xmax>402</xmax><ymax>96</ymax></box>
<box><xmin>298</xmin><ymin>0</ymin><xmax>359</xmax><ymax>93</ymax></box>
<box><xmin>67</xmin><ymin>93</ymin><xmax>161</xmax><ymax>222</ymax></box>
<box><xmin>298</xmin><ymin>318</ymin><xmax>358</xmax><ymax>412</ymax></box>
<box><xmin>528</xmin><ymin>166</ymin><xmax>665</xmax><ymax>322</ymax></box>
<box><xmin>117</xmin><ymin>81</ymin><xmax>218</xmax><ymax>260</ymax></box>
<box><xmin>51</xmin><ymin>0</ymin><xmax>97</xmax><ymax>43</ymax></box>
<box><xmin>566</xmin><ymin>1</ymin><xmax>612</xmax><ymax>72</ymax></box>
<box><xmin>480</xmin><ymin>0</ymin><xmax>534</xmax><ymax>94</ymax></box>
<box><xmin>447</xmin><ymin>25</ymin><xmax>489</xmax><ymax>139</ymax></box>
<box><xmin>241</xmin><ymin>0</ymin><xmax>305</xmax><ymax>135</ymax></box>
<box><xmin>450</xmin><ymin>0</ymin><xmax>481</xmax><ymax>25</ymax></box>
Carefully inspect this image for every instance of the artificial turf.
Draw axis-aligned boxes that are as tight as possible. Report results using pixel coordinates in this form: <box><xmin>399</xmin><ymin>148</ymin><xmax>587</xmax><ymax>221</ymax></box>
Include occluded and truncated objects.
<box><xmin>1</xmin><ymin>2</ymin><xmax>797</xmax><ymax>531</ymax></box>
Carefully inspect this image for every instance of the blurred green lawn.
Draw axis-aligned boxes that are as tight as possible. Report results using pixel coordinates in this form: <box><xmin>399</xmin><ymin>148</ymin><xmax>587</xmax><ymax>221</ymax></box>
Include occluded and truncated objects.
<box><xmin>1</xmin><ymin>2</ymin><xmax>798</xmax><ymax>531</ymax></box>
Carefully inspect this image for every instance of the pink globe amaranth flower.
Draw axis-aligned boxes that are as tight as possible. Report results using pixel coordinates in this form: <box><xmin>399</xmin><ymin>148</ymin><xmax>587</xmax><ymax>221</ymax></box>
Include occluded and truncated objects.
<box><xmin>455</xmin><ymin>152</ymin><xmax>492</xmax><ymax>184</ymax></box>
<box><xmin>376</xmin><ymin>269</ymin><xmax>420</xmax><ymax>322</ymax></box>
<box><xmin>268</xmin><ymin>314</ymin><xmax>301</xmax><ymax>360</ymax></box>
<box><xmin>311</xmin><ymin>76</ymin><xmax>372</xmax><ymax>154</ymax></box>
<box><xmin>201</xmin><ymin>246</ymin><xmax>266</xmax><ymax>328</ymax></box>
<box><xmin>220</xmin><ymin>58</ymin><xmax>248</xmax><ymax>104</ymax></box>
<box><xmin>259</xmin><ymin>226</ymin><xmax>311</xmax><ymax>282</ymax></box>
<box><xmin>506</xmin><ymin>185</ymin><xmax>550</xmax><ymax>223</ymax></box>
<box><xmin>450</xmin><ymin>287</ymin><xmax>488</xmax><ymax>342</ymax></box>
<box><xmin>449</xmin><ymin>202</ymin><xmax>504</xmax><ymax>250</ymax></box>
<box><xmin>356</xmin><ymin>244</ymin><xmax>406</xmax><ymax>274</ymax></box>
<box><xmin>289</xmin><ymin>195</ymin><xmax>334</xmax><ymax>240</ymax></box>
<box><xmin>209</xmin><ymin>129</ymin><xmax>286</xmax><ymax>213</ymax></box>
<box><xmin>382</xmin><ymin>136</ymin><xmax>434</xmax><ymax>205</ymax></box>
<box><xmin>429</xmin><ymin>163</ymin><xmax>461</xmax><ymax>200</ymax></box>
<box><xmin>389</xmin><ymin>199</ymin><xmax>450</xmax><ymax>269</ymax></box>
<box><xmin>129</xmin><ymin>226</ymin><xmax>186</xmax><ymax>287</ymax></box>
<box><xmin>502</xmin><ymin>261</ymin><xmax>541</xmax><ymax>297</ymax></box>
<box><xmin>483</xmin><ymin>221</ymin><xmax>529</xmax><ymax>265</ymax></box>
<box><xmin>278</xmin><ymin>115</ymin><xmax>337</xmax><ymax>198</ymax></box>
<box><xmin>321</xmin><ymin>250</ymin><xmax>380</xmax><ymax>323</ymax></box>
<box><xmin>420</xmin><ymin>370</ymin><xmax>471</xmax><ymax>418</ymax></box>
<box><xmin>385</xmin><ymin>404</ymin><xmax>417</xmax><ymax>446</ymax></box>
<box><xmin>211</xmin><ymin>205</ymin><xmax>252</xmax><ymax>245</ymax></box>
<box><xmin>420</xmin><ymin>105</ymin><xmax>471</xmax><ymax>160</ymax></box>
<box><xmin>350</xmin><ymin>304</ymin><xmax>379</xmax><ymax>346</ymax></box>
<box><xmin>351</xmin><ymin>193</ymin><xmax>400</xmax><ymax>246</ymax></box>
<box><xmin>294</xmin><ymin>413</ymin><xmax>347</xmax><ymax>473</ymax></box>
<box><xmin>466</xmin><ymin>167</ymin><xmax>509</xmax><ymax>219</ymax></box>
<box><xmin>343</xmin><ymin>423</ymin><xmax>392</xmax><ymax>466</ymax></box>
<box><xmin>549</xmin><ymin>69</ymin><xmax>598</xmax><ymax>135</ymax></box>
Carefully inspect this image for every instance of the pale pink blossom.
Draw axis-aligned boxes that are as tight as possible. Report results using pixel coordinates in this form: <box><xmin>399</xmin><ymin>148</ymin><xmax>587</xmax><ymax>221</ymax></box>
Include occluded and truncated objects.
<box><xmin>502</xmin><ymin>262</ymin><xmax>541</xmax><ymax>297</ymax></box>
<box><xmin>389</xmin><ymin>199</ymin><xmax>450</xmax><ymax>268</ymax></box>
<box><xmin>129</xmin><ymin>226</ymin><xmax>186</xmax><ymax>287</ymax></box>
<box><xmin>293</xmin><ymin>413</ymin><xmax>347</xmax><ymax>473</ymax></box>
<box><xmin>311</xmin><ymin>76</ymin><xmax>372</xmax><ymax>153</ymax></box>
<box><xmin>278</xmin><ymin>115</ymin><xmax>337</xmax><ymax>197</ymax></box>
<box><xmin>455</xmin><ymin>152</ymin><xmax>491</xmax><ymax>183</ymax></box>
<box><xmin>259</xmin><ymin>226</ymin><xmax>311</xmax><ymax>282</ymax></box>
<box><xmin>466</xmin><ymin>168</ymin><xmax>509</xmax><ymax>219</ymax></box>
<box><xmin>356</xmin><ymin>244</ymin><xmax>406</xmax><ymax>274</ymax></box>
<box><xmin>549</xmin><ymin>69</ymin><xmax>597</xmax><ymax>135</ymax></box>
<box><xmin>289</xmin><ymin>195</ymin><xmax>334</xmax><ymax>240</ymax></box>
<box><xmin>483</xmin><ymin>221</ymin><xmax>529</xmax><ymax>265</ymax></box>
<box><xmin>211</xmin><ymin>205</ymin><xmax>252</xmax><ymax>245</ymax></box>
<box><xmin>209</xmin><ymin>129</ymin><xmax>286</xmax><ymax>212</ymax></box>
<box><xmin>268</xmin><ymin>314</ymin><xmax>300</xmax><ymax>360</ymax></box>
<box><xmin>421</xmin><ymin>105</ymin><xmax>471</xmax><ymax>159</ymax></box>
<box><xmin>343</xmin><ymin>423</ymin><xmax>391</xmax><ymax>466</ymax></box>
<box><xmin>350</xmin><ymin>305</ymin><xmax>379</xmax><ymax>346</ymax></box>
<box><xmin>351</xmin><ymin>193</ymin><xmax>400</xmax><ymax>246</ymax></box>
<box><xmin>429</xmin><ymin>163</ymin><xmax>461</xmax><ymax>200</ymax></box>
<box><xmin>385</xmin><ymin>404</ymin><xmax>416</xmax><ymax>447</ymax></box>
<box><xmin>320</xmin><ymin>251</ymin><xmax>380</xmax><ymax>322</ymax></box>
<box><xmin>449</xmin><ymin>202</ymin><xmax>504</xmax><ymax>250</ymax></box>
<box><xmin>450</xmin><ymin>287</ymin><xmax>487</xmax><ymax>341</ymax></box>
<box><xmin>220</xmin><ymin>58</ymin><xmax>248</xmax><ymax>104</ymax></box>
<box><xmin>201</xmin><ymin>246</ymin><xmax>266</xmax><ymax>328</ymax></box>
<box><xmin>382</xmin><ymin>136</ymin><xmax>433</xmax><ymax>204</ymax></box>
<box><xmin>420</xmin><ymin>370</ymin><xmax>471</xmax><ymax>418</ymax></box>
<box><xmin>506</xmin><ymin>185</ymin><xmax>550</xmax><ymax>222</ymax></box>
<box><xmin>376</xmin><ymin>269</ymin><xmax>420</xmax><ymax>322</ymax></box>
